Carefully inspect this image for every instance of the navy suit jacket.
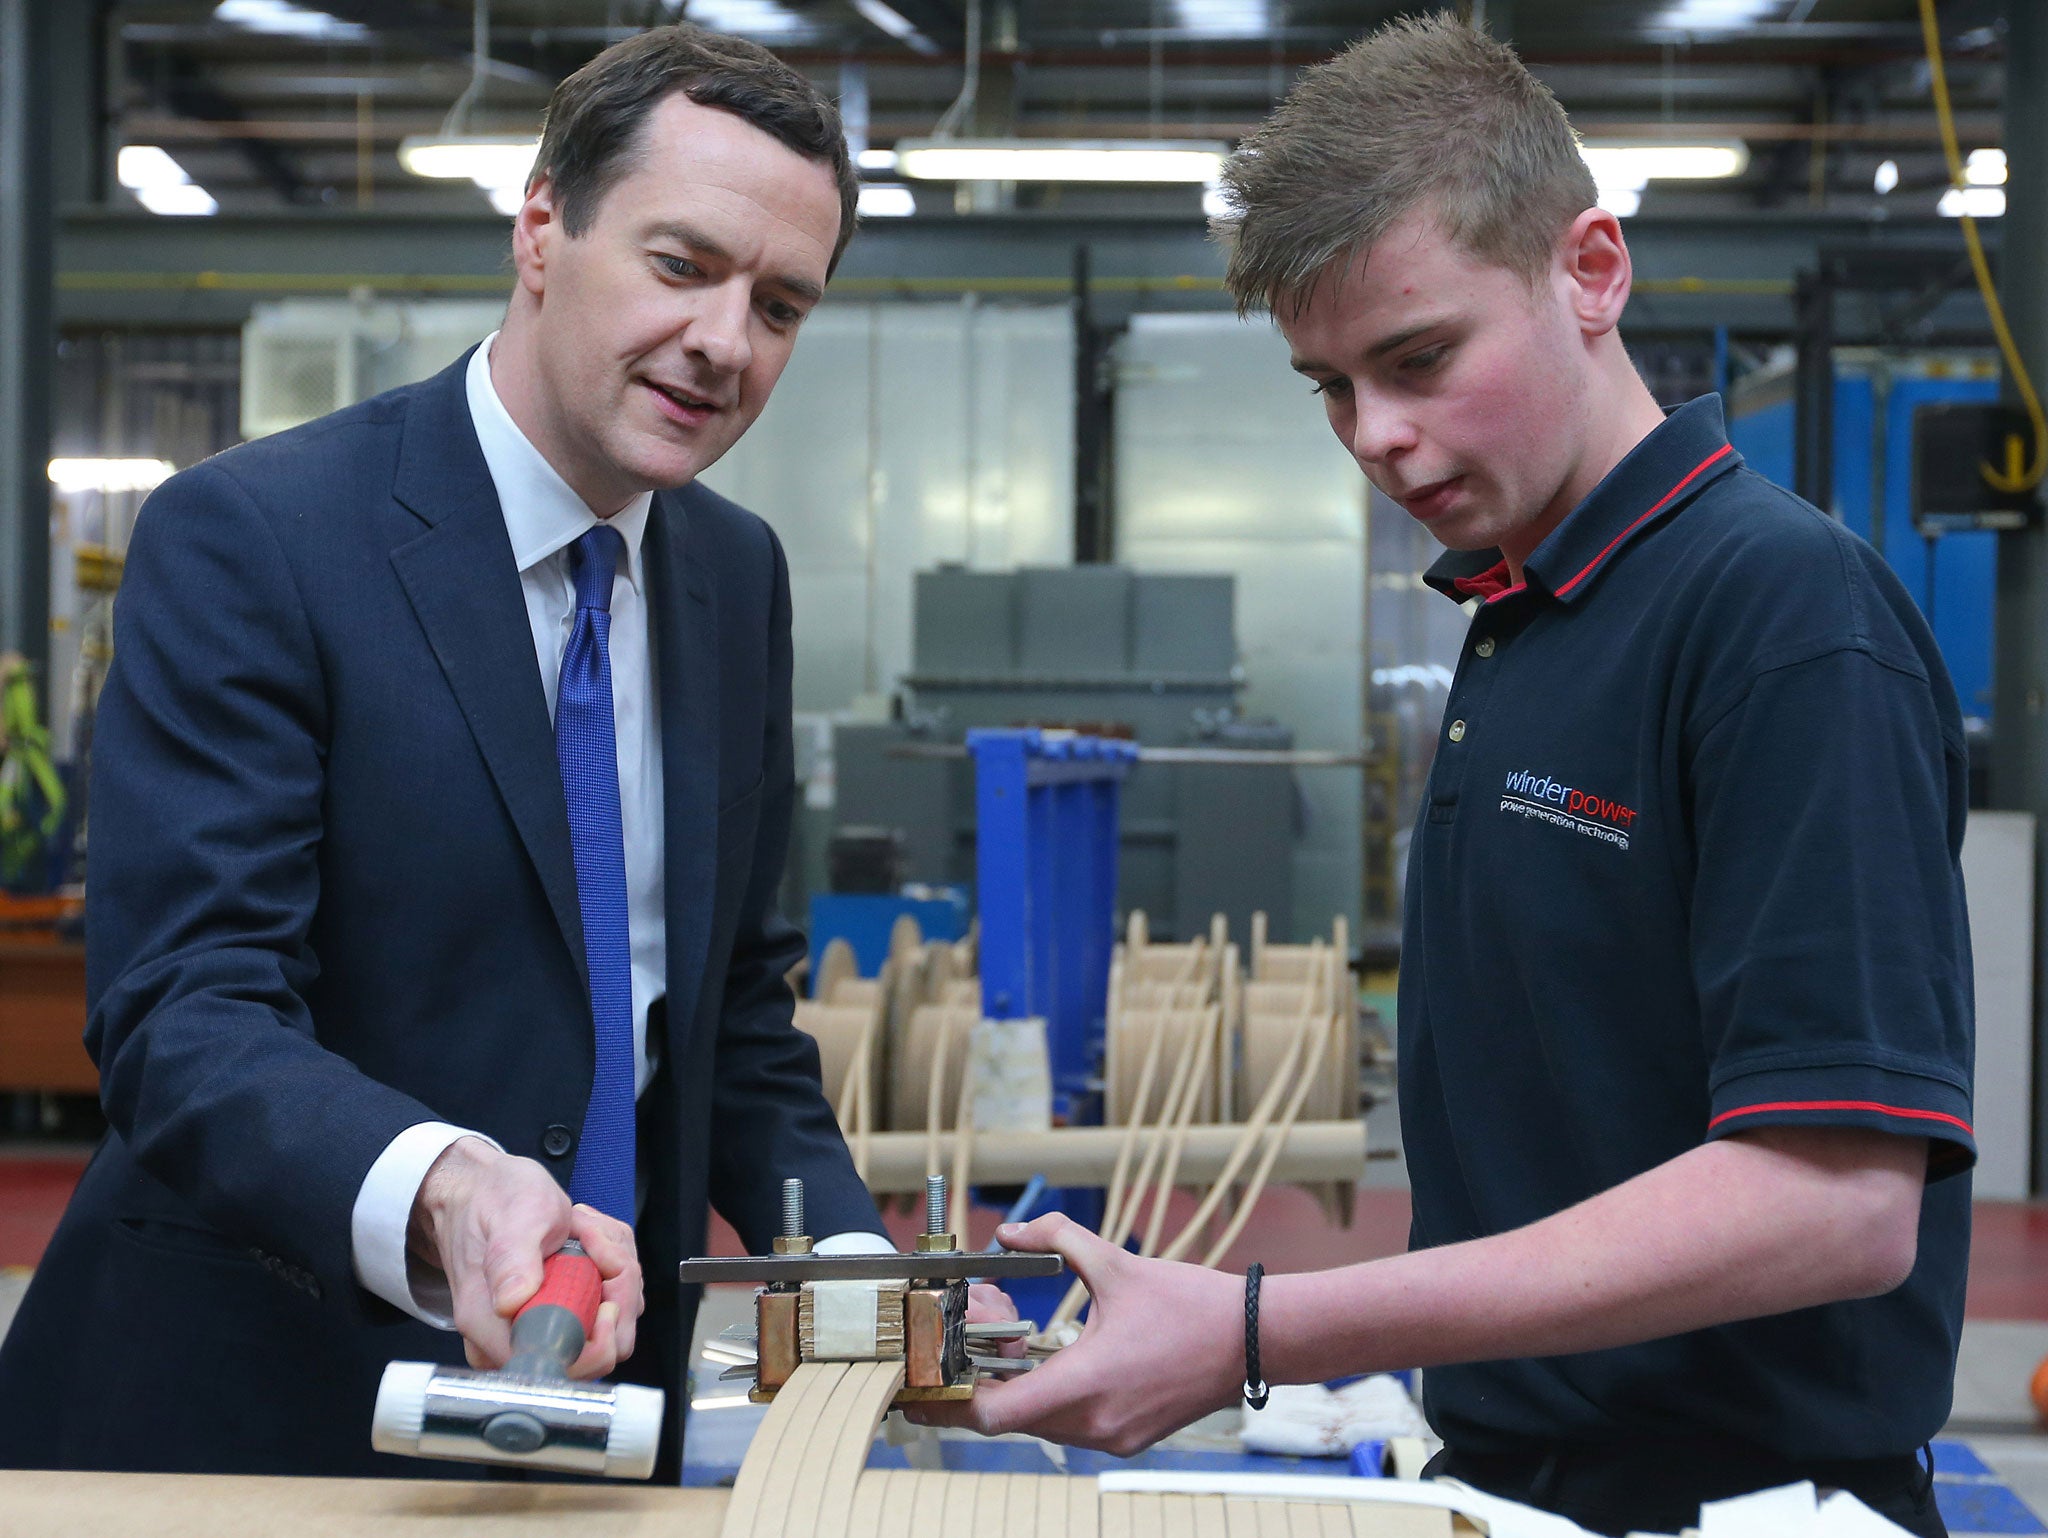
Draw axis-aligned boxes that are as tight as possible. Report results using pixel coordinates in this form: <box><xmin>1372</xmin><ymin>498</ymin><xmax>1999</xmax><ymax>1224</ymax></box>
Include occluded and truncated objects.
<box><xmin>0</xmin><ymin>350</ymin><xmax>879</xmax><ymax>1476</ymax></box>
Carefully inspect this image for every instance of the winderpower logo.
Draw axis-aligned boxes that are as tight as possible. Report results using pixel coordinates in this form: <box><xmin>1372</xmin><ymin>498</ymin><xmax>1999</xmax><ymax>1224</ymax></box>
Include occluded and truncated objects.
<box><xmin>1499</xmin><ymin>769</ymin><xmax>1638</xmax><ymax>851</ymax></box>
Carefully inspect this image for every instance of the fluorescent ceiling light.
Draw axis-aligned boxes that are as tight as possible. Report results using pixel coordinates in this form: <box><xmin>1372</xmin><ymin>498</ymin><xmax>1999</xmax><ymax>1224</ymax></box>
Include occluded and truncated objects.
<box><xmin>1651</xmin><ymin>0</ymin><xmax>1779</xmax><ymax>28</ymax></box>
<box><xmin>1874</xmin><ymin>159</ymin><xmax>1899</xmax><ymax>194</ymax></box>
<box><xmin>214</xmin><ymin>0</ymin><xmax>368</xmax><ymax>41</ymax></box>
<box><xmin>117</xmin><ymin>145</ymin><xmax>218</xmax><ymax>216</ymax></box>
<box><xmin>118</xmin><ymin>145</ymin><xmax>190</xmax><ymax>192</ymax></box>
<box><xmin>896</xmin><ymin>139</ymin><xmax>1228</xmax><ymax>183</ymax></box>
<box><xmin>1596</xmin><ymin>187</ymin><xmax>1642</xmax><ymax>218</ymax></box>
<box><xmin>857</xmin><ymin>148</ymin><xmax>900</xmax><ymax>172</ymax></box>
<box><xmin>850</xmin><ymin>0</ymin><xmax>937</xmax><ymax>53</ymax></box>
<box><xmin>136</xmin><ymin>183</ymin><xmax>221</xmax><ymax>216</ymax></box>
<box><xmin>857</xmin><ymin>184</ymin><xmax>916</xmax><ymax>217</ymax></box>
<box><xmin>1171</xmin><ymin>1</ymin><xmax>1271</xmax><ymax>38</ymax></box>
<box><xmin>1940</xmin><ymin>186</ymin><xmax>2005</xmax><ymax>218</ymax></box>
<box><xmin>1580</xmin><ymin>142</ymin><xmax>1748</xmax><ymax>184</ymax></box>
<box><xmin>48</xmin><ymin>458</ymin><xmax>177</xmax><ymax>494</ymax></box>
<box><xmin>1202</xmin><ymin>182</ymin><xmax>1236</xmax><ymax>221</ymax></box>
<box><xmin>1967</xmin><ymin>148</ymin><xmax>2007</xmax><ymax>186</ymax></box>
<box><xmin>399</xmin><ymin>135</ymin><xmax>538</xmax><ymax>188</ymax></box>
<box><xmin>684</xmin><ymin>0</ymin><xmax>813</xmax><ymax>38</ymax></box>
<box><xmin>486</xmin><ymin>183</ymin><xmax>527</xmax><ymax>216</ymax></box>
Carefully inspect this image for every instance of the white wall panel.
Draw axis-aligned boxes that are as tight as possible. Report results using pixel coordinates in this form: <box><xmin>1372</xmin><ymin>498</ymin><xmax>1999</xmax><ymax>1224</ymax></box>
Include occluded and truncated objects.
<box><xmin>707</xmin><ymin>300</ymin><xmax>1073</xmax><ymax>715</ymax></box>
<box><xmin>1962</xmin><ymin>809</ymin><xmax>2035</xmax><ymax>1200</ymax></box>
<box><xmin>1115</xmin><ymin>313</ymin><xmax>1370</xmax><ymax>937</ymax></box>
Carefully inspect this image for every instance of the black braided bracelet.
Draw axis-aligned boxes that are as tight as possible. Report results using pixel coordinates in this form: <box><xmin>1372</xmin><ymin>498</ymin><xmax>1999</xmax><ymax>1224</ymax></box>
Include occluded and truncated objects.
<box><xmin>1243</xmin><ymin>1261</ymin><xmax>1270</xmax><ymax>1410</ymax></box>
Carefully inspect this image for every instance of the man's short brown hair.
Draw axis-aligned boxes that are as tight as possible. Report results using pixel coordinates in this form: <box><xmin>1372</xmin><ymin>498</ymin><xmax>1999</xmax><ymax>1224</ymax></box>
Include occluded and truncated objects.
<box><xmin>1215</xmin><ymin>13</ymin><xmax>1596</xmax><ymax>315</ymax></box>
<box><xmin>532</xmin><ymin>24</ymin><xmax>859</xmax><ymax>274</ymax></box>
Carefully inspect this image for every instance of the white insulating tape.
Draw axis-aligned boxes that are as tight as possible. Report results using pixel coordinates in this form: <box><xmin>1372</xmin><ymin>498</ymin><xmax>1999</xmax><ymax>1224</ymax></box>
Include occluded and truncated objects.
<box><xmin>808</xmin><ymin>1279</ymin><xmax>904</xmax><ymax>1360</ymax></box>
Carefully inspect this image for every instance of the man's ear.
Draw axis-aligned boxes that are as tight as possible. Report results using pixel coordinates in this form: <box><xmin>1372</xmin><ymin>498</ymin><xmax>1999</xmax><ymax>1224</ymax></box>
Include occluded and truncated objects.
<box><xmin>510</xmin><ymin>175</ymin><xmax>559</xmax><ymax>299</ymax></box>
<box><xmin>1556</xmin><ymin>206</ymin><xmax>1632</xmax><ymax>339</ymax></box>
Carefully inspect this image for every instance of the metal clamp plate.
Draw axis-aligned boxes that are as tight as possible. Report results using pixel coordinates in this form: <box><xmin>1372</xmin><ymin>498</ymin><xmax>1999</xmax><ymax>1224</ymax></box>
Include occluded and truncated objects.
<box><xmin>678</xmin><ymin>1252</ymin><xmax>1062</xmax><ymax>1285</ymax></box>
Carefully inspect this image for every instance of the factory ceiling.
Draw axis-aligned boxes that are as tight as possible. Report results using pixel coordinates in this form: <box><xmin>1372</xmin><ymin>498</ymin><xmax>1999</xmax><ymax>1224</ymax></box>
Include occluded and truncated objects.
<box><xmin>101</xmin><ymin>0</ymin><xmax>2010</xmax><ymax>220</ymax></box>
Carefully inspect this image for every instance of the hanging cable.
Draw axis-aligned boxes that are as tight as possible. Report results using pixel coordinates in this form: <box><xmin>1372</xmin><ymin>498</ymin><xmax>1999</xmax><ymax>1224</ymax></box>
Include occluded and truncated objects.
<box><xmin>437</xmin><ymin>0</ymin><xmax>491</xmax><ymax>138</ymax></box>
<box><xmin>931</xmin><ymin>0</ymin><xmax>982</xmax><ymax>139</ymax></box>
<box><xmin>1919</xmin><ymin>0</ymin><xmax>2047</xmax><ymax>493</ymax></box>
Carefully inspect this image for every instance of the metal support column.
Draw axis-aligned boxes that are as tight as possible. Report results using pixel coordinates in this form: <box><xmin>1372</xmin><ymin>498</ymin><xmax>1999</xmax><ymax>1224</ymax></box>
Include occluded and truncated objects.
<box><xmin>0</xmin><ymin>0</ymin><xmax>55</xmax><ymax>708</ymax></box>
<box><xmin>1793</xmin><ymin>266</ymin><xmax>1835</xmax><ymax>512</ymax></box>
<box><xmin>1071</xmin><ymin>246</ymin><xmax>1117</xmax><ymax>564</ymax></box>
<box><xmin>1992</xmin><ymin>0</ymin><xmax>2048</xmax><ymax>1194</ymax></box>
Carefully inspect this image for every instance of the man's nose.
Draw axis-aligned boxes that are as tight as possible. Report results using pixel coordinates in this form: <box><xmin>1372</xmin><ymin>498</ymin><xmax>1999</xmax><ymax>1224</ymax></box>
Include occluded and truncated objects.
<box><xmin>1349</xmin><ymin>398</ymin><xmax>1415</xmax><ymax>467</ymax></box>
<box><xmin>687</xmin><ymin>282</ymin><xmax>754</xmax><ymax>375</ymax></box>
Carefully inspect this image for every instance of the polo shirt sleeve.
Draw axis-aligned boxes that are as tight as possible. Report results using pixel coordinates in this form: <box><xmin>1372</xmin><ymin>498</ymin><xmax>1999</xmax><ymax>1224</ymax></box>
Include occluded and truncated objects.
<box><xmin>1687</xmin><ymin>642</ymin><xmax>1975</xmax><ymax>1179</ymax></box>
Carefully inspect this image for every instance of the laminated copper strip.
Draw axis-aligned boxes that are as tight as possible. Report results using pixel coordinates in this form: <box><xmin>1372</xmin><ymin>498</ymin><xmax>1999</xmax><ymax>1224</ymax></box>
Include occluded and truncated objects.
<box><xmin>719</xmin><ymin>1360</ymin><xmax>905</xmax><ymax>1538</ymax></box>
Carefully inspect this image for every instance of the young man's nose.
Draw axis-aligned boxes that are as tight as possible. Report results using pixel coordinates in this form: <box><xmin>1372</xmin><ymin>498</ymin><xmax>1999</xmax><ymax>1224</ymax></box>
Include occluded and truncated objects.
<box><xmin>1348</xmin><ymin>399</ymin><xmax>1416</xmax><ymax>466</ymax></box>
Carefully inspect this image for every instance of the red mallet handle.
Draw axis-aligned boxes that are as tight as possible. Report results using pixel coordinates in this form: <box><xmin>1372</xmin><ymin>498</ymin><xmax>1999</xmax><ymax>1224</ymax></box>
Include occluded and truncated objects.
<box><xmin>521</xmin><ymin>1240</ymin><xmax>604</xmax><ymax>1336</ymax></box>
<box><xmin>503</xmin><ymin>1240</ymin><xmax>606</xmax><ymax>1379</ymax></box>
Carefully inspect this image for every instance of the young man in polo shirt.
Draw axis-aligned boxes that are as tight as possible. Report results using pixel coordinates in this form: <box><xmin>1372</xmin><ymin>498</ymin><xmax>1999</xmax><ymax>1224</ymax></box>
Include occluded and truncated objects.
<box><xmin>930</xmin><ymin>17</ymin><xmax>1973</xmax><ymax>1535</ymax></box>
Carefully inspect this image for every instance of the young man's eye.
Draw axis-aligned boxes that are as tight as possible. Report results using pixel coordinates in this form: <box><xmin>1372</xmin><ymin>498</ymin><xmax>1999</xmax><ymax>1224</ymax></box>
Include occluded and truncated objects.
<box><xmin>763</xmin><ymin>300</ymin><xmax>803</xmax><ymax>327</ymax></box>
<box><xmin>1310</xmin><ymin>376</ymin><xmax>1351</xmax><ymax>398</ymax></box>
<box><xmin>656</xmin><ymin>254</ymin><xmax>700</xmax><ymax>279</ymax></box>
<box><xmin>1402</xmin><ymin>347</ymin><xmax>1448</xmax><ymax>373</ymax></box>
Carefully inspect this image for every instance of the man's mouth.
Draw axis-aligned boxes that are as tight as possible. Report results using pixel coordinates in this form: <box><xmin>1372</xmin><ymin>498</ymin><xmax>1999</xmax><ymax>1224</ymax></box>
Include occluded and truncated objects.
<box><xmin>1398</xmin><ymin>474</ymin><xmax>1464</xmax><ymax>517</ymax></box>
<box><xmin>644</xmin><ymin>379</ymin><xmax>723</xmax><ymax>418</ymax></box>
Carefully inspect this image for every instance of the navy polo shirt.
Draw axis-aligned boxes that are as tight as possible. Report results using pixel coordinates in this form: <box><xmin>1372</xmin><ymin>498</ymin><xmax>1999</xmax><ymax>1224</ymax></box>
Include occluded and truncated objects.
<box><xmin>1401</xmin><ymin>395</ymin><xmax>1974</xmax><ymax>1462</ymax></box>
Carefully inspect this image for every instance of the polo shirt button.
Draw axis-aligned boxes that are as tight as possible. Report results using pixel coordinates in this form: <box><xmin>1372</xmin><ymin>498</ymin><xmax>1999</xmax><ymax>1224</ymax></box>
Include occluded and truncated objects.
<box><xmin>1474</xmin><ymin>638</ymin><xmax>1496</xmax><ymax>658</ymax></box>
<box><xmin>1448</xmin><ymin>719</ymin><xmax>1467</xmax><ymax>743</ymax></box>
<box><xmin>541</xmin><ymin>1125</ymin><xmax>576</xmax><ymax>1159</ymax></box>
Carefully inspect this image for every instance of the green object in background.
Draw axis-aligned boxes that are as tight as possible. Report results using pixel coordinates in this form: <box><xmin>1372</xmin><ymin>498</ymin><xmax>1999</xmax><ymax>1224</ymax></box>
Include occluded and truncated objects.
<box><xmin>0</xmin><ymin>653</ymin><xmax>66</xmax><ymax>887</ymax></box>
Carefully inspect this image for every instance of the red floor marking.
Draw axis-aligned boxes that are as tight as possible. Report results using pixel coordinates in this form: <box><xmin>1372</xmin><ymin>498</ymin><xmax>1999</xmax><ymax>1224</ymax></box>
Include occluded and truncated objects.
<box><xmin>1965</xmin><ymin>1200</ymin><xmax>2048</xmax><ymax>1321</ymax></box>
<box><xmin>0</xmin><ymin>1157</ymin><xmax>90</xmax><ymax>1268</ymax></box>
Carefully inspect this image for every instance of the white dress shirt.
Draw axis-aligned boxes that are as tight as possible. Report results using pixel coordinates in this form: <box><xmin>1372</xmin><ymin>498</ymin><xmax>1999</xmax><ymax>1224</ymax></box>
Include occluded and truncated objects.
<box><xmin>350</xmin><ymin>336</ymin><xmax>885</xmax><ymax>1328</ymax></box>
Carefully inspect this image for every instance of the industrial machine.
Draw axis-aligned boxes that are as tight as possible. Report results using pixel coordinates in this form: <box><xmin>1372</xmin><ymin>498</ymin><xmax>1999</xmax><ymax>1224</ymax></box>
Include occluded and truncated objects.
<box><xmin>833</xmin><ymin>565</ymin><xmax>1299</xmax><ymax>945</ymax></box>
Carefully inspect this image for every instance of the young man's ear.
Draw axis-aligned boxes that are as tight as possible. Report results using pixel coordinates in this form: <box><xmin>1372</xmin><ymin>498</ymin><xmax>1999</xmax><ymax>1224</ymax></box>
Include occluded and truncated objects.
<box><xmin>510</xmin><ymin>175</ymin><xmax>559</xmax><ymax>298</ymax></box>
<box><xmin>1556</xmin><ymin>206</ymin><xmax>1632</xmax><ymax>338</ymax></box>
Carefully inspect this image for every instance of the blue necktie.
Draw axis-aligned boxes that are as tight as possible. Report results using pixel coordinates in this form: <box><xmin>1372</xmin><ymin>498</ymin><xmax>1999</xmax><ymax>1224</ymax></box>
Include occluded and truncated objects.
<box><xmin>556</xmin><ymin>524</ymin><xmax>635</xmax><ymax>1224</ymax></box>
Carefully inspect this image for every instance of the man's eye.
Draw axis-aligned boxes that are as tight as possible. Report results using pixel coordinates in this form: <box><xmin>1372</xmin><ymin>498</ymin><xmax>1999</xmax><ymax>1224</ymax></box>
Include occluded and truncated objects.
<box><xmin>1310</xmin><ymin>377</ymin><xmax>1350</xmax><ymax>398</ymax></box>
<box><xmin>764</xmin><ymin>301</ymin><xmax>802</xmax><ymax>327</ymax></box>
<box><xmin>1403</xmin><ymin>347</ymin><xmax>1448</xmax><ymax>373</ymax></box>
<box><xmin>656</xmin><ymin>255</ymin><xmax>699</xmax><ymax>279</ymax></box>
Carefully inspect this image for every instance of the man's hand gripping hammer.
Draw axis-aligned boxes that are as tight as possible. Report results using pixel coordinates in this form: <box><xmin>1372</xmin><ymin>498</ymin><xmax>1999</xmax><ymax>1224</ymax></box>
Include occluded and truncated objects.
<box><xmin>371</xmin><ymin>1239</ymin><xmax>664</xmax><ymax>1478</ymax></box>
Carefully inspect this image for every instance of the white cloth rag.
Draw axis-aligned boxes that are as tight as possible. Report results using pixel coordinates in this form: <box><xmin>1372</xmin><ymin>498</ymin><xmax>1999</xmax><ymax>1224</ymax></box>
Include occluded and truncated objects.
<box><xmin>1238</xmin><ymin>1374</ymin><xmax>1431</xmax><ymax>1458</ymax></box>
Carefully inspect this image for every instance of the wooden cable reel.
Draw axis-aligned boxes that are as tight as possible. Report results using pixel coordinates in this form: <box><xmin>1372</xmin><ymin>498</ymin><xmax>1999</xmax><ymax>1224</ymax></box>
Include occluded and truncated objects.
<box><xmin>1240</xmin><ymin>916</ymin><xmax>1361</xmax><ymax>1227</ymax></box>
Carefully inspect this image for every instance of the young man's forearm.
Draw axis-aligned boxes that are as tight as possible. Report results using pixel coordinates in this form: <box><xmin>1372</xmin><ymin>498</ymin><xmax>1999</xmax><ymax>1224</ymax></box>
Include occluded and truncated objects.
<box><xmin>1260</xmin><ymin>1125</ymin><xmax>1926</xmax><ymax>1386</ymax></box>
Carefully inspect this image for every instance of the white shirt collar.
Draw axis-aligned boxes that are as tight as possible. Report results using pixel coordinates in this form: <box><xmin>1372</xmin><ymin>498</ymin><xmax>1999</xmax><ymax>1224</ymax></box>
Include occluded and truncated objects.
<box><xmin>465</xmin><ymin>332</ymin><xmax>653</xmax><ymax>590</ymax></box>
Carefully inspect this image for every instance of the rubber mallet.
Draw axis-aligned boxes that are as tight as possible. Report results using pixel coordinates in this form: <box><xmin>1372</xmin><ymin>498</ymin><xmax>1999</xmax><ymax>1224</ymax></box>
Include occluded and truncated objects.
<box><xmin>372</xmin><ymin>1239</ymin><xmax>664</xmax><ymax>1478</ymax></box>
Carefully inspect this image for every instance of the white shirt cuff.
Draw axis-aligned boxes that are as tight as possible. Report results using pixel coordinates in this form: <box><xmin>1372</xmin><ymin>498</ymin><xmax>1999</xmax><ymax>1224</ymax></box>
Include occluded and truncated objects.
<box><xmin>351</xmin><ymin>1122</ymin><xmax>503</xmax><ymax>1329</ymax></box>
<box><xmin>815</xmin><ymin>1230</ymin><xmax>897</xmax><ymax>1255</ymax></box>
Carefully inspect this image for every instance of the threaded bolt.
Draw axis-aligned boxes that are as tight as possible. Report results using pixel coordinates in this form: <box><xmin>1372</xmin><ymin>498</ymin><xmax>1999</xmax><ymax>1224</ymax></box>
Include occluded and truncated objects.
<box><xmin>925</xmin><ymin>1174</ymin><xmax>947</xmax><ymax>1236</ymax></box>
<box><xmin>782</xmin><ymin>1178</ymin><xmax>805</xmax><ymax>1238</ymax></box>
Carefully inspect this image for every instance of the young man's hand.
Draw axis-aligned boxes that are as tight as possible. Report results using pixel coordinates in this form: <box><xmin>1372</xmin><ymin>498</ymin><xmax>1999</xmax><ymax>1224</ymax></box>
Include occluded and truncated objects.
<box><xmin>410</xmin><ymin>1136</ymin><xmax>644</xmax><ymax>1378</ymax></box>
<box><xmin>905</xmin><ymin>1213</ymin><xmax>1243</xmax><ymax>1454</ymax></box>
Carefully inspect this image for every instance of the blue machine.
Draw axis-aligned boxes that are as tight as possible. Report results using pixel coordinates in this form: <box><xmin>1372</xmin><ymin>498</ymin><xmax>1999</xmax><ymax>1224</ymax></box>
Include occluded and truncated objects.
<box><xmin>967</xmin><ymin>728</ymin><xmax>1138</xmax><ymax>1120</ymax></box>
<box><xmin>806</xmin><ymin>888</ymin><xmax>970</xmax><ymax>990</ymax></box>
<box><xmin>1727</xmin><ymin>362</ymin><xmax>1999</xmax><ymax>723</ymax></box>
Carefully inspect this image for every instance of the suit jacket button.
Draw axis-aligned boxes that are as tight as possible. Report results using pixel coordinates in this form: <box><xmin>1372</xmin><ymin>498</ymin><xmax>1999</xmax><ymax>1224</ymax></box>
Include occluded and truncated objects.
<box><xmin>541</xmin><ymin>1125</ymin><xmax>575</xmax><ymax>1159</ymax></box>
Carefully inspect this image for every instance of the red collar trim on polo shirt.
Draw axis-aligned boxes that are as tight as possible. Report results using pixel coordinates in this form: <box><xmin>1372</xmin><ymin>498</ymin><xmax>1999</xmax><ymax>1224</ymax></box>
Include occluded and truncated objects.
<box><xmin>1451</xmin><ymin>560</ymin><xmax>1517</xmax><ymax>601</ymax></box>
<box><xmin>1550</xmin><ymin>443</ymin><xmax>1735</xmax><ymax>599</ymax></box>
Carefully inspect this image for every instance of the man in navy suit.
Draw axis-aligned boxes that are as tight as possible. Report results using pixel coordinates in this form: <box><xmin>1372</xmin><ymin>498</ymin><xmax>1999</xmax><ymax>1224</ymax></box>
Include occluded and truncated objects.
<box><xmin>0</xmin><ymin>25</ymin><xmax>885</xmax><ymax>1480</ymax></box>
